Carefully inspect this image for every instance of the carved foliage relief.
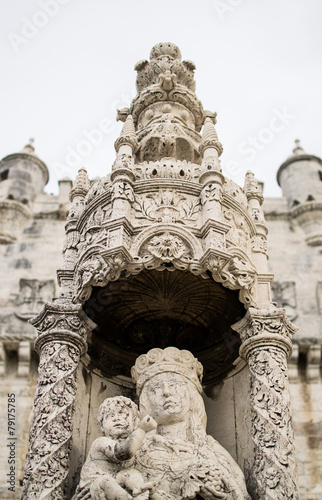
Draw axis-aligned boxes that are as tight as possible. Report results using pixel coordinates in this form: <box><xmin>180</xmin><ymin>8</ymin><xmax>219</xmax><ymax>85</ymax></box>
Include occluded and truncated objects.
<box><xmin>247</xmin><ymin>348</ymin><xmax>298</xmax><ymax>499</ymax></box>
<box><xmin>22</xmin><ymin>342</ymin><xmax>80</xmax><ymax>499</ymax></box>
<box><xmin>133</xmin><ymin>189</ymin><xmax>200</xmax><ymax>224</ymax></box>
<box><xmin>73</xmin><ymin>230</ymin><xmax>257</xmax><ymax>307</ymax></box>
<box><xmin>74</xmin><ymin>253</ymin><xmax>127</xmax><ymax>302</ymax></box>
<box><xmin>223</xmin><ymin>208</ymin><xmax>251</xmax><ymax>251</ymax></box>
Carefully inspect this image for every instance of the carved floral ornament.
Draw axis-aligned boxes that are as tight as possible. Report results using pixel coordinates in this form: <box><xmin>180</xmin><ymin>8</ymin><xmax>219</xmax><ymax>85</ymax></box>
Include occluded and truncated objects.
<box><xmin>72</xmin><ymin>232</ymin><xmax>257</xmax><ymax>307</ymax></box>
<box><xmin>133</xmin><ymin>190</ymin><xmax>201</xmax><ymax>224</ymax></box>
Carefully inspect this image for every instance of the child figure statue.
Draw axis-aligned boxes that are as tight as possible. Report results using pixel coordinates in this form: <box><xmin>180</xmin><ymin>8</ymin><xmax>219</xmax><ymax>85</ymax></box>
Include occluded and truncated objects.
<box><xmin>74</xmin><ymin>396</ymin><xmax>157</xmax><ymax>500</ymax></box>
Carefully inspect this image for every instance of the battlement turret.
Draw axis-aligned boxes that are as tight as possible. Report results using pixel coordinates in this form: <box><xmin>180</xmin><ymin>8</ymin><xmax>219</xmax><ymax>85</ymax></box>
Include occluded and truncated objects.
<box><xmin>277</xmin><ymin>140</ymin><xmax>322</xmax><ymax>245</ymax></box>
<box><xmin>0</xmin><ymin>140</ymin><xmax>48</xmax><ymax>243</ymax></box>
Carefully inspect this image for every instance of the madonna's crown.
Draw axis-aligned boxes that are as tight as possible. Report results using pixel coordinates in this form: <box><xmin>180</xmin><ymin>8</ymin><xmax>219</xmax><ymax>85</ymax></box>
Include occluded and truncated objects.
<box><xmin>131</xmin><ymin>347</ymin><xmax>203</xmax><ymax>395</ymax></box>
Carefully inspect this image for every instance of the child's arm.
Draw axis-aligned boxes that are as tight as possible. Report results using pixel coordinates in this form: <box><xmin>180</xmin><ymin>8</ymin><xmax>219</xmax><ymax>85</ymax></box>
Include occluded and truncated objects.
<box><xmin>88</xmin><ymin>437</ymin><xmax>117</xmax><ymax>462</ymax></box>
<box><xmin>114</xmin><ymin>415</ymin><xmax>157</xmax><ymax>461</ymax></box>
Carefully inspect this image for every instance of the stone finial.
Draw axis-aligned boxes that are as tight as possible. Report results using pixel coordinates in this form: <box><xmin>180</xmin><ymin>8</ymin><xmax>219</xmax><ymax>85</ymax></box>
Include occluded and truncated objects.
<box><xmin>70</xmin><ymin>167</ymin><xmax>90</xmax><ymax>202</ymax></box>
<box><xmin>199</xmin><ymin>117</ymin><xmax>223</xmax><ymax>157</ymax></box>
<box><xmin>150</xmin><ymin>42</ymin><xmax>182</xmax><ymax>61</ymax></box>
<box><xmin>135</xmin><ymin>42</ymin><xmax>196</xmax><ymax>93</ymax></box>
<box><xmin>21</xmin><ymin>138</ymin><xmax>36</xmax><ymax>155</ymax></box>
<box><xmin>293</xmin><ymin>138</ymin><xmax>305</xmax><ymax>155</ymax></box>
<box><xmin>114</xmin><ymin>115</ymin><xmax>138</xmax><ymax>154</ymax></box>
<box><xmin>244</xmin><ymin>171</ymin><xmax>264</xmax><ymax>204</ymax></box>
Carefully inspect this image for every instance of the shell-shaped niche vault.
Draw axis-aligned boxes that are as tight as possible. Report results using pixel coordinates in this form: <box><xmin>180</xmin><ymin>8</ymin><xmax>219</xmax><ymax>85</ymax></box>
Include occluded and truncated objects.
<box><xmin>83</xmin><ymin>269</ymin><xmax>245</xmax><ymax>385</ymax></box>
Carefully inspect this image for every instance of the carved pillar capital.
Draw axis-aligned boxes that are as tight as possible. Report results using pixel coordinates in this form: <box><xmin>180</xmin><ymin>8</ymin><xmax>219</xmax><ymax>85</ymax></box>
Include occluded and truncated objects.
<box><xmin>233</xmin><ymin>307</ymin><xmax>299</xmax><ymax>499</ymax></box>
<box><xmin>233</xmin><ymin>306</ymin><xmax>297</xmax><ymax>360</ymax></box>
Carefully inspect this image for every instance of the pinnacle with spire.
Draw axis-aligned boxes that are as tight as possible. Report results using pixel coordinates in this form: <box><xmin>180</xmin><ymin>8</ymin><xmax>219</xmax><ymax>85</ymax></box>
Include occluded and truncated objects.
<box><xmin>70</xmin><ymin>167</ymin><xmax>90</xmax><ymax>202</ymax></box>
<box><xmin>244</xmin><ymin>171</ymin><xmax>264</xmax><ymax>204</ymax></box>
<box><xmin>293</xmin><ymin>138</ymin><xmax>305</xmax><ymax>155</ymax></box>
<box><xmin>200</xmin><ymin>117</ymin><xmax>223</xmax><ymax>157</ymax></box>
<box><xmin>114</xmin><ymin>115</ymin><xmax>138</xmax><ymax>154</ymax></box>
<box><xmin>21</xmin><ymin>138</ymin><xmax>36</xmax><ymax>155</ymax></box>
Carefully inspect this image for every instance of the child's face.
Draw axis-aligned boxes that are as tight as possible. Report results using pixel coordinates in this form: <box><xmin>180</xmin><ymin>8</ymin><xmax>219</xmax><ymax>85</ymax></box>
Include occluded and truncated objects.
<box><xmin>103</xmin><ymin>408</ymin><xmax>134</xmax><ymax>438</ymax></box>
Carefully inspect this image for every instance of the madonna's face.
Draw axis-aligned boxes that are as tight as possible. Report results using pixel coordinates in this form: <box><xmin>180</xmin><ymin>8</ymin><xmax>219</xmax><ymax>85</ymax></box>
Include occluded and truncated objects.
<box><xmin>142</xmin><ymin>373</ymin><xmax>190</xmax><ymax>425</ymax></box>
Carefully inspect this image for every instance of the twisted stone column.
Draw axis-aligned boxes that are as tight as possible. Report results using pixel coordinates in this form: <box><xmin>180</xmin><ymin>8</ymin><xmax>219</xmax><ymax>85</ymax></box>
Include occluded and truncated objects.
<box><xmin>21</xmin><ymin>302</ymin><xmax>96</xmax><ymax>499</ymax></box>
<box><xmin>233</xmin><ymin>307</ymin><xmax>299</xmax><ymax>500</ymax></box>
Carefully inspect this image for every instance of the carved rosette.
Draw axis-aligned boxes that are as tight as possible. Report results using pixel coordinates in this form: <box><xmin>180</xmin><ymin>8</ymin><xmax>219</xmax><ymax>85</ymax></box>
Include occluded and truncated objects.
<box><xmin>233</xmin><ymin>308</ymin><xmax>299</xmax><ymax>500</ymax></box>
<box><xmin>22</xmin><ymin>303</ymin><xmax>96</xmax><ymax>499</ymax></box>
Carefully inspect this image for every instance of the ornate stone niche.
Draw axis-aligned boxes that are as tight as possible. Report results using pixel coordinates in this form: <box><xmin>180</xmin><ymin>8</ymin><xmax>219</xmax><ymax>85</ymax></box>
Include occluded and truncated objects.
<box><xmin>22</xmin><ymin>43</ymin><xmax>299</xmax><ymax>500</ymax></box>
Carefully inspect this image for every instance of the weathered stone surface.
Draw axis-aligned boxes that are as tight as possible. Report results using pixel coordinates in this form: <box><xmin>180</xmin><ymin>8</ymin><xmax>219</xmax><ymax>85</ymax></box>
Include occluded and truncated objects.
<box><xmin>1</xmin><ymin>44</ymin><xmax>321</xmax><ymax>500</ymax></box>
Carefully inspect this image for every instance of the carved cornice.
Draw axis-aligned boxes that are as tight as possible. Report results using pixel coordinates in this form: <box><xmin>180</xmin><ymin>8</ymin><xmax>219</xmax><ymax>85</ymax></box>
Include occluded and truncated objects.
<box><xmin>133</xmin><ymin>158</ymin><xmax>201</xmax><ymax>181</ymax></box>
<box><xmin>0</xmin><ymin>199</ymin><xmax>32</xmax><ymax>218</ymax></box>
<box><xmin>57</xmin><ymin>269</ymin><xmax>75</xmax><ymax>287</ymax></box>
<box><xmin>199</xmin><ymin>218</ymin><xmax>232</xmax><ymax>237</ymax></box>
<box><xmin>291</xmin><ymin>201</ymin><xmax>322</xmax><ymax>218</ymax></box>
<box><xmin>264</xmin><ymin>211</ymin><xmax>290</xmax><ymax>222</ymax></box>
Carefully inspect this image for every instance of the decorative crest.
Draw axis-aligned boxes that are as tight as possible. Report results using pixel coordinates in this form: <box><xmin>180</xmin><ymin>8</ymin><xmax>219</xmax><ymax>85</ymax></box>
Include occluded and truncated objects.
<box><xmin>135</xmin><ymin>42</ymin><xmax>196</xmax><ymax>92</ymax></box>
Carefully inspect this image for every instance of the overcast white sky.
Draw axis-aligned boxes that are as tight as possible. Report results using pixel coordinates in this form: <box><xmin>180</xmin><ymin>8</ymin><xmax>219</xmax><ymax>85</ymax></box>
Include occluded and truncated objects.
<box><xmin>1</xmin><ymin>0</ymin><xmax>321</xmax><ymax>197</ymax></box>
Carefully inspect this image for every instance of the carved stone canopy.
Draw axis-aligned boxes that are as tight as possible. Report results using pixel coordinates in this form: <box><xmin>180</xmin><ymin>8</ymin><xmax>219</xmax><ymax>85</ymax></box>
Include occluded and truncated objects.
<box><xmin>57</xmin><ymin>42</ymin><xmax>271</xmax><ymax>387</ymax></box>
<box><xmin>83</xmin><ymin>269</ymin><xmax>245</xmax><ymax>385</ymax></box>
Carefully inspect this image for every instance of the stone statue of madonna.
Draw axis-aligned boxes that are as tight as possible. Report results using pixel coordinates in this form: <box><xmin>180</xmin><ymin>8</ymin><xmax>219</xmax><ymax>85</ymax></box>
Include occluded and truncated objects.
<box><xmin>75</xmin><ymin>347</ymin><xmax>250</xmax><ymax>499</ymax></box>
